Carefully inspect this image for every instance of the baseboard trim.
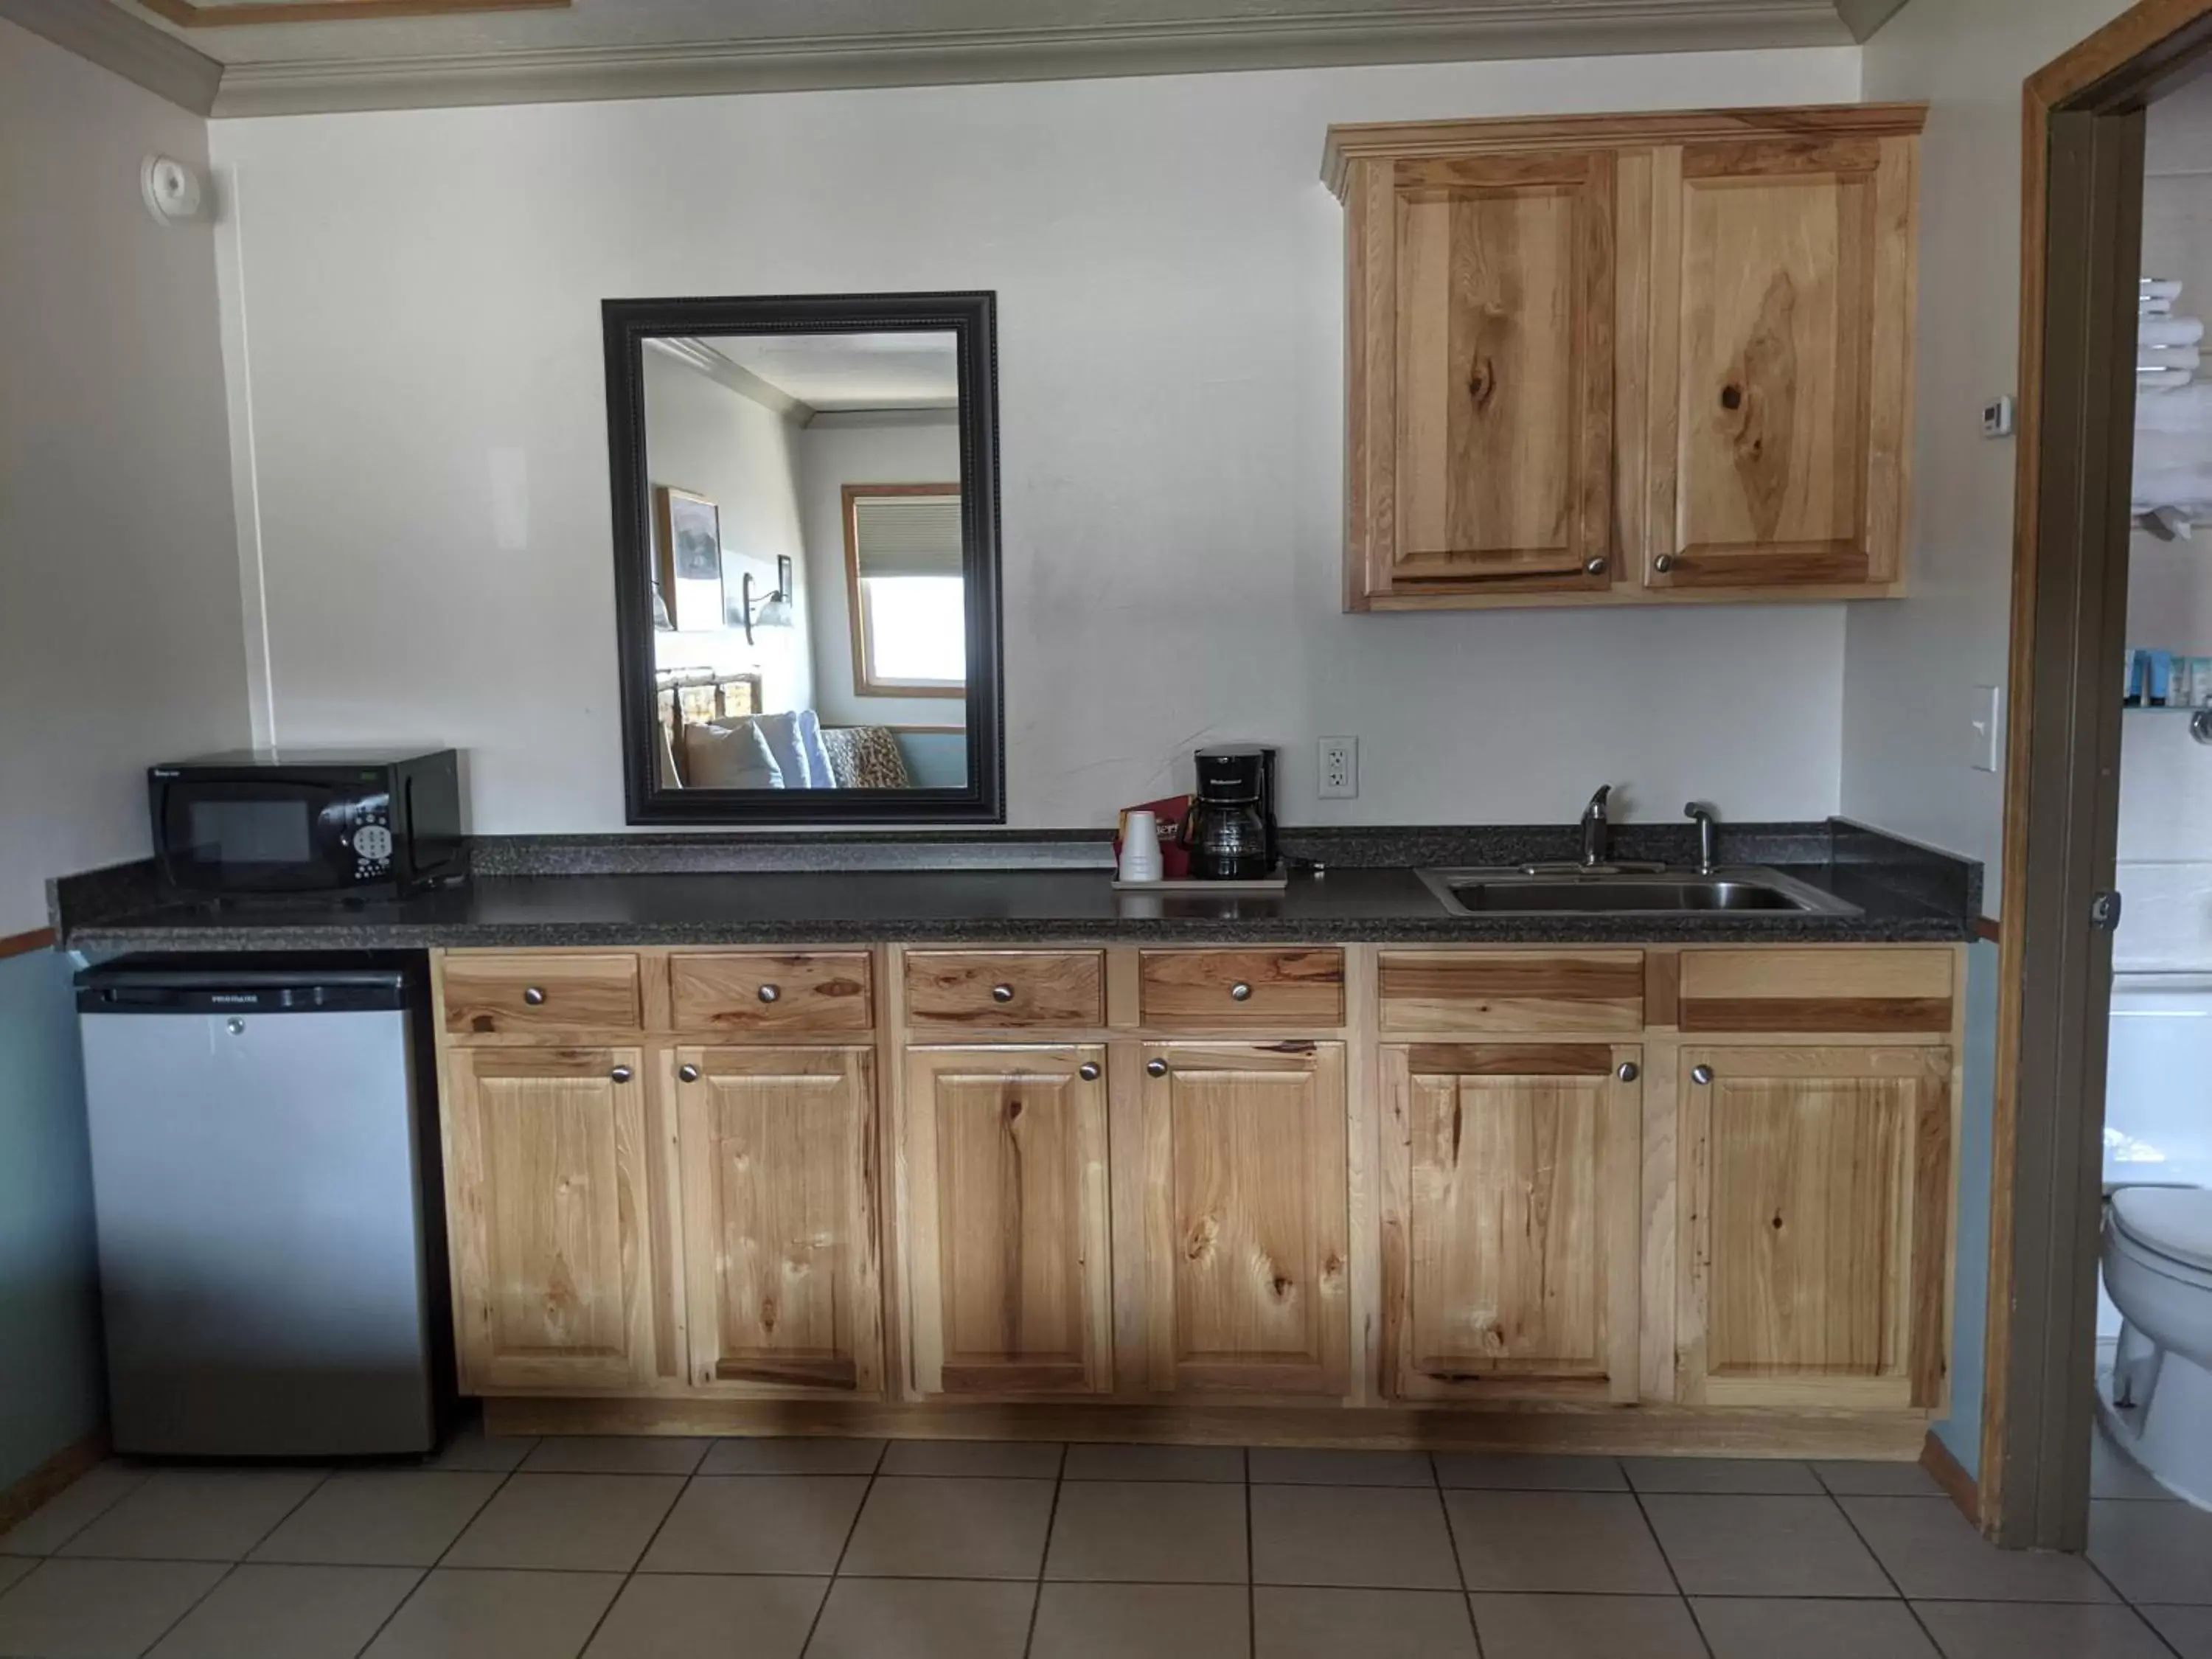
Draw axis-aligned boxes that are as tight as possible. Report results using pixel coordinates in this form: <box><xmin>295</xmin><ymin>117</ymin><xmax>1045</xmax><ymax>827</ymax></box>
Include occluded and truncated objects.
<box><xmin>0</xmin><ymin>1429</ymin><xmax>109</xmax><ymax>1540</ymax></box>
<box><xmin>481</xmin><ymin>1397</ymin><xmax>1929</xmax><ymax>1460</ymax></box>
<box><xmin>1921</xmin><ymin>1428</ymin><xmax>1980</xmax><ymax>1526</ymax></box>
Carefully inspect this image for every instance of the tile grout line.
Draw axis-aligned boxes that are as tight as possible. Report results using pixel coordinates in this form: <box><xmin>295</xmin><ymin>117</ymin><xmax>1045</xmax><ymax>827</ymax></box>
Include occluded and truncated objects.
<box><xmin>1019</xmin><ymin>1444</ymin><xmax>1068</xmax><ymax>1659</ymax></box>
<box><xmin>1624</xmin><ymin>1473</ymin><xmax>1716</xmax><ymax>1659</ymax></box>
<box><xmin>796</xmin><ymin>1437</ymin><xmax>888</xmax><ymax>1659</ymax></box>
<box><xmin>345</xmin><ymin>1455</ymin><xmax>526</xmax><ymax>1659</ymax></box>
<box><xmin>136</xmin><ymin>1466</ymin><xmax>335</xmax><ymax>1659</ymax></box>
<box><xmin>1823</xmin><ymin>1486</ymin><xmax>1950</xmax><ymax>1656</ymax></box>
<box><xmin>2072</xmin><ymin>1532</ymin><xmax>2189</xmax><ymax>1659</ymax></box>
<box><xmin>563</xmin><ymin>1450</ymin><xmax>709</xmax><ymax>1659</ymax></box>
<box><xmin>1427</xmin><ymin>1449</ymin><xmax>1484</xmax><ymax>1659</ymax></box>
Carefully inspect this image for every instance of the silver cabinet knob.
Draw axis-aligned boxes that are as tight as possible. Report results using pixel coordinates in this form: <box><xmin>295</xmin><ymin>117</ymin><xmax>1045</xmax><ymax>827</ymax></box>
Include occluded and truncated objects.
<box><xmin>610</xmin><ymin>1065</ymin><xmax>634</xmax><ymax>1083</ymax></box>
<box><xmin>678</xmin><ymin>1064</ymin><xmax>700</xmax><ymax>1083</ymax></box>
<box><xmin>1583</xmin><ymin>555</ymin><xmax>1609</xmax><ymax>576</ymax></box>
<box><xmin>1616</xmin><ymin>1061</ymin><xmax>1640</xmax><ymax>1083</ymax></box>
<box><xmin>1146</xmin><ymin>1058</ymin><xmax>1169</xmax><ymax>1078</ymax></box>
<box><xmin>1691</xmin><ymin>1064</ymin><xmax>1714</xmax><ymax>1086</ymax></box>
<box><xmin>992</xmin><ymin>984</ymin><xmax>1015</xmax><ymax>1003</ymax></box>
<box><xmin>757</xmin><ymin>984</ymin><xmax>780</xmax><ymax>1004</ymax></box>
<box><xmin>1078</xmin><ymin>1062</ymin><xmax>1101</xmax><ymax>1082</ymax></box>
<box><xmin>522</xmin><ymin>987</ymin><xmax>546</xmax><ymax>1006</ymax></box>
<box><xmin>1229</xmin><ymin>982</ymin><xmax>1253</xmax><ymax>1002</ymax></box>
<box><xmin>1653</xmin><ymin>554</ymin><xmax>1677</xmax><ymax>574</ymax></box>
<box><xmin>226</xmin><ymin>1018</ymin><xmax>246</xmax><ymax>1036</ymax></box>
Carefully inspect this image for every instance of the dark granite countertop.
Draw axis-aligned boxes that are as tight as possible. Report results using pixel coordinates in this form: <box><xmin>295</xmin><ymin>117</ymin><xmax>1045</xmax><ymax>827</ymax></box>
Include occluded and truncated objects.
<box><xmin>53</xmin><ymin>821</ymin><xmax>1979</xmax><ymax>950</ymax></box>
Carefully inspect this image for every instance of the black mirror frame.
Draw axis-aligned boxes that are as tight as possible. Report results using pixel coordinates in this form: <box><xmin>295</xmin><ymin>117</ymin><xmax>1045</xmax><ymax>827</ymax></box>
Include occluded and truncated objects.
<box><xmin>602</xmin><ymin>290</ymin><xmax>1005</xmax><ymax>824</ymax></box>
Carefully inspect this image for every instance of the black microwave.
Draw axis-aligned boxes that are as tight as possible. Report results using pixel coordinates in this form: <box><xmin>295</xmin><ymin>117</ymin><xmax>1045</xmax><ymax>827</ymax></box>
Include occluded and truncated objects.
<box><xmin>149</xmin><ymin>748</ymin><xmax>465</xmax><ymax>899</ymax></box>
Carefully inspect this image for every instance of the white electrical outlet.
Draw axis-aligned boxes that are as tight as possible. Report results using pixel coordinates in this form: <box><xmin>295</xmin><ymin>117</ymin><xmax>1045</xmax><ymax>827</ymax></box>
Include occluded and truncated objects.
<box><xmin>1319</xmin><ymin>737</ymin><xmax>1358</xmax><ymax>799</ymax></box>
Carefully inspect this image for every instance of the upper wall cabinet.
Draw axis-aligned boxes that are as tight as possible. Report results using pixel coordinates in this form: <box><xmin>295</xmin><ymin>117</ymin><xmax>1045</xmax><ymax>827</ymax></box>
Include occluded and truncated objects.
<box><xmin>1325</xmin><ymin>105</ymin><xmax>1925</xmax><ymax>612</ymax></box>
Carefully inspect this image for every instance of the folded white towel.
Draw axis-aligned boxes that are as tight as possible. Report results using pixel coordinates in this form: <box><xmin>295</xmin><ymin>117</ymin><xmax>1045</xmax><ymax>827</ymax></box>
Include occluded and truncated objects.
<box><xmin>2141</xmin><ymin>347</ymin><xmax>2202</xmax><ymax>372</ymax></box>
<box><xmin>2134</xmin><ymin>430</ymin><xmax>2212</xmax><ymax>474</ymax></box>
<box><xmin>2145</xmin><ymin>297</ymin><xmax>2176</xmax><ymax>317</ymax></box>
<box><xmin>2132</xmin><ymin>466</ymin><xmax>2212</xmax><ymax>507</ymax></box>
<box><xmin>2140</xmin><ymin>368</ymin><xmax>2197</xmax><ymax>390</ymax></box>
<box><xmin>2137</xmin><ymin>382</ymin><xmax>2212</xmax><ymax>430</ymax></box>
<box><xmin>2143</xmin><ymin>318</ymin><xmax>2207</xmax><ymax>348</ymax></box>
<box><xmin>2145</xmin><ymin>279</ymin><xmax>2185</xmax><ymax>302</ymax></box>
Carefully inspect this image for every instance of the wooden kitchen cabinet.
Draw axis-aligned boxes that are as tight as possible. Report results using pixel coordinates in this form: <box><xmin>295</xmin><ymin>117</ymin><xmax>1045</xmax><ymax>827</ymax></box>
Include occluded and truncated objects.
<box><xmin>900</xmin><ymin>1046</ymin><xmax>1113</xmax><ymax>1398</ymax></box>
<box><xmin>1676</xmin><ymin>1044</ymin><xmax>1952</xmax><ymax>1411</ymax></box>
<box><xmin>672</xmin><ymin>1045</ymin><xmax>883</xmax><ymax>1394</ymax></box>
<box><xmin>444</xmin><ymin>1045</ymin><xmax>666</xmax><ymax>1393</ymax></box>
<box><xmin>1326</xmin><ymin>103</ymin><xmax>1923</xmax><ymax>611</ymax></box>
<box><xmin>1380</xmin><ymin>1043</ymin><xmax>1641</xmax><ymax>1402</ymax></box>
<box><xmin>1138</xmin><ymin>1041</ymin><xmax>1351</xmax><ymax>1397</ymax></box>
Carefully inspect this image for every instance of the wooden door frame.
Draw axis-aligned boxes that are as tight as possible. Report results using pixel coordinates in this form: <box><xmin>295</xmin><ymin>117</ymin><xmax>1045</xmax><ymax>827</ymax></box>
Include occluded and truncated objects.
<box><xmin>1989</xmin><ymin>0</ymin><xmax>2212</xmax><ymax>1551</ymax></box>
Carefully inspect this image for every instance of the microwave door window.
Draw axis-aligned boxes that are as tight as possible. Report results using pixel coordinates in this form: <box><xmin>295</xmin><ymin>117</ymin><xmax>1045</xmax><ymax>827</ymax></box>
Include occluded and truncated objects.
<box><xmin>187</xmin><ymin>799</ymin><xmax>313</xmax><ymax>865</ymax></box>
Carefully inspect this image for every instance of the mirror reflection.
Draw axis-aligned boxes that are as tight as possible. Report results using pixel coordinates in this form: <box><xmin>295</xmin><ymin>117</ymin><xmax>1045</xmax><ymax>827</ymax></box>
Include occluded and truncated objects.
<box><xmin>641</xmin><ymin>329</ymin><xmax>967</xmax><ymax>795</ymax></box>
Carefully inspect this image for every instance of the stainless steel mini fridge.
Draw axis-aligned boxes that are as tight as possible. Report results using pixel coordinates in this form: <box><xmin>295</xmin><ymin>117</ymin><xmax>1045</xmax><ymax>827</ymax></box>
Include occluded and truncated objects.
<box><xmin>76</xmin><ymin>959</ymin><xmax>446</xmax><ymax>1458</ymax></box>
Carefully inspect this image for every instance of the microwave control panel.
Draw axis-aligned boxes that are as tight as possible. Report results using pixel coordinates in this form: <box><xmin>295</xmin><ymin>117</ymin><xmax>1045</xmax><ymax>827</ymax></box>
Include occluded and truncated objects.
<box><xmin>346</xmin><ymin>798</ymin><xmax>393</xmax><ymax>877</ymax></box>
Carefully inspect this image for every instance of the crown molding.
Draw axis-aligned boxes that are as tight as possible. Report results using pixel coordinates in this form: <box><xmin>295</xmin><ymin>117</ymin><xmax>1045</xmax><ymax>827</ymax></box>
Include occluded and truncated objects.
<box><xmin>137</xmin><ymin>0</ymin><xmax>563</xmax><ymax>26</ymax></box>
<box><xmin>0</xmin><ymin>0</ymin><xmax>221</xmax><ymax>113</ymax></box>
<box><xmin>1833</xmin><ymin>0</ymin><xmax>1913</xmax><ymax>41</ymax></box>
<box><xmin>208</xmin><ymin>3</ymin><xmax>1849</xmax><ymax>118</ymax></box>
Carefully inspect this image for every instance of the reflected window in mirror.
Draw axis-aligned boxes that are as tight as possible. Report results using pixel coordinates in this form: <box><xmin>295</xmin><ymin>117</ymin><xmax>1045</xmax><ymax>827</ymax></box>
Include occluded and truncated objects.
<box><xmin>603</xmin><ymin>293</ymin><xmax>1002</xmax><ymax>824</ymax></box>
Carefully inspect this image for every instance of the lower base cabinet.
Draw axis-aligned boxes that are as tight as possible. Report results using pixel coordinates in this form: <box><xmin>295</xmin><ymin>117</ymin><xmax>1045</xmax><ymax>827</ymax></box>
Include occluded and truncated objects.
<box><xmin>1677</xmin><ymin>1044</ymin><xmax>1953</xmax><ymax>1411</ymax></box>
<box><xmin>901</xmin><ymin>1046</ymin><xmax>1113</xmax><ymax>1398</ymax></box>
<box><xmin>1139</xmin><ymin>1042</ymin><xmax>1352</xmax><ymax>1398</ymax></box>
<box><xmin>1380</xmin><ymin>1042</ymin><xmax>1642</xmax><ymax>1402</ymax></box>
<box><xmin>673</xmin><ymin>1045</ymin><xmax>883</xmax><ymax>1395</ymax></box>
<box><xmin>445</xmin><ymin>1046</ymin><xmax>664</xmax><ymax>1394</ymax></box>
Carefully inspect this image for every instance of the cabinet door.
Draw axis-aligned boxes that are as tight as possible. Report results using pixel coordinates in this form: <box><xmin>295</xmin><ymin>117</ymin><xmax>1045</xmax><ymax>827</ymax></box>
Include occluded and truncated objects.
<box><xmin>446</xmin><ymin>1046</ymin><xmax>661</xmax><ymax>1393</ymax></box>
<box><xmin>1381</xmin><ymin>1043</ymin><xmax>1641</xmax><ymax>1402</ymax></box>
<box><xmin>675</xmin><ymin>1046</ymin><xmax>883</xmax><ymax>1395</ymax></box>
<box><xmin>1349</xmin><ymin>150</ymin><xmax>1615</xmax><ymax>599</ymax></box>
<box><xmin>1139</xmin><ymin>1043</ymin><xmax>1350</xmax><ymax>1397</ymax></box>
<box><xmin>1677</xmin><ymin>1045</ymin><xmax>1951</xmax><ymax>1409</ymax></box>
<box><xmin>902</xmin><ymin>1046</ymin><xmax>1112</xmax><ymax>1397</ymax></box>
<box><xmin>1646</xmin><ymin>133</ymin><xmax>1915</xmax><ymax>591</ymax></box>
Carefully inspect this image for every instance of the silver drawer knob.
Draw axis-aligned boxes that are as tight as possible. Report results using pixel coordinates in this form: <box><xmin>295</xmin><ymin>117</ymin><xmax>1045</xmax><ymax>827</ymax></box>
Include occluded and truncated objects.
<box><xmin>1078</xmin><ymin>1062</ymin><xmax>1101</xmax><ymax>1082</ymax></box>
<box><xmin>1583</xmin><ymin>555</ymin><xmax>1608</xmax><ymax>576</ymax></box>
<box><xmin>1654</xmin><ymin>554</ymin><xmax>1677</xmax><ymax>574</ymax></box>
<box><xmin>757</xmin><ymin>984</ymin><xmax>781</xmax><ymax>1004</ymax></box>
<box><xmin>1616</xmin><ymin>1061</ymin><xmax>1640</xmax><ymax>1083</ymax></box>
<box><xmin>1691</xmin><ymin>1064</ymin><xmax>1714</xmax><ymax>1086</ymax></box>
<box><xmin>678</xmin><ymin>1064</ymin><xmax>700</xmax><ymax>1083</ymax></box>
<box><xmin>992</xmin><ymin>984</ymin><xmax>1015</xmax><ymax>1003</ymax></box>
<box><xmin>1230</xmin><ymin>982</ymin><xmax>1253</xmax><ymax>1002</ymax></box>
<box><xmin>522</xmin><ymin>987</ymin><xmax>546</xmax><ymax>1006</ymax></box>
<box><xmin>1146</xmin><ymin>1059</ymin><xmax>1169</xmax><ymax>1078</ymax></box>
<box><xmin>610</xmin><ymin>1065</ymin><xmax>633</xmax><ymax>1083</ymax></box>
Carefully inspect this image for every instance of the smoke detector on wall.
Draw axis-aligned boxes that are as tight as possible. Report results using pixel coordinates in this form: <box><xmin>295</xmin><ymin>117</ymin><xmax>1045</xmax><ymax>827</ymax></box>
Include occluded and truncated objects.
<box><xmin>140</xmin><ymin>156</ymin><xmax>205</xmax><ymax>226</ymax></box>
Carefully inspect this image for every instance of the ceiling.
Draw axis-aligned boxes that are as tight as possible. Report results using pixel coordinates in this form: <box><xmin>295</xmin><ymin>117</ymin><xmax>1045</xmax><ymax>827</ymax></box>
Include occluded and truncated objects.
<box><xmin>706</xmin><ymin>334</ymin><xmax>961</xmax><ymax>414</ymax></box>
<box><xmin>0</xmin><ymin>0</ymin><xmax>1916</xmax><ymax>117</ymax></box>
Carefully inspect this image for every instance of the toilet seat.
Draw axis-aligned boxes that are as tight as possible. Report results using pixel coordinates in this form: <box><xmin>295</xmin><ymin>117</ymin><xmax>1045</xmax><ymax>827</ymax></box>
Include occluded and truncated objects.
<box><xmin>2111</xmin><ymin>1188</ymin><xmax>2212</xmax><ymax>1289</ymax></box>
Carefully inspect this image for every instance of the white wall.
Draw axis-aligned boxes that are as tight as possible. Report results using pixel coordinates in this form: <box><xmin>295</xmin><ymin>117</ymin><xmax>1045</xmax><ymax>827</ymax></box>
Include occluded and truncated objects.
<box><xmin>210</xmin><ymin>47</ymin><xmax>1861</xmax><ymax>833</ymax></box>
<box><xmin>795</xmin><ymin>416</ymin><xmax>967</xmax><ymax>730</ymax></box>
<box><xmin>642</xmin><ymin>349</ymin><xmax>813</xmax><ymax>714</ymax></box>
<box><xmin>1840</xmin><ymin>0</ymin><xmax>2135</xmax><ymax>914</ymax></box>
<box><xmin>0</xmin><ymin>17</ymin><xmax>248</xmax><ymax>931</ymax></box>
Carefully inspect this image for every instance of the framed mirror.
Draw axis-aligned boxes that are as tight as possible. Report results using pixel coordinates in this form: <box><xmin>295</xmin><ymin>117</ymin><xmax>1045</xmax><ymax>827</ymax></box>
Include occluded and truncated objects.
<box><xmin>602</xmin><ymin>291</ymin><xmax>1004</xmax><ymax>823</ymax></box>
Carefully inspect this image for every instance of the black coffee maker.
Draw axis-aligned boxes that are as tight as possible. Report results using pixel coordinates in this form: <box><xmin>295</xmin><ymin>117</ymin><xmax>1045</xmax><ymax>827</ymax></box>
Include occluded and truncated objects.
<box><xmin>1184</xmin><ymin>745</ymin><xmax>1279</xmax><ymax>880</ymax></box>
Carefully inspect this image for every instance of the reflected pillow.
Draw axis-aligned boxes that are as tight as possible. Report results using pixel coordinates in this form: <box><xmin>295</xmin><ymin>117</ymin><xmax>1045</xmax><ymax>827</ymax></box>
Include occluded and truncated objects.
<box><xmin>752</xmin><ymin>710</ymin><xmax>813</xmax><ymax>788</ymax></box>
<box><xmin>685</xmin><ymin>719</ymin><xmax>783</xmax><ymax>788</ymax></box>
<box><xmin>796</xmin><ymin>709</ymin><xmax>837</xmax><ymax>791</ymax></box>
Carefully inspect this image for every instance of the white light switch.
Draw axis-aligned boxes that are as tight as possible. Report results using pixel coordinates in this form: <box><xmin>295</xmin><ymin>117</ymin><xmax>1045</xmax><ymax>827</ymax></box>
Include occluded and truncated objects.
<box><xmin>1971</xmin><ymin>685</ymin><xmax>2003</xmax><ymax>773</ymax></box>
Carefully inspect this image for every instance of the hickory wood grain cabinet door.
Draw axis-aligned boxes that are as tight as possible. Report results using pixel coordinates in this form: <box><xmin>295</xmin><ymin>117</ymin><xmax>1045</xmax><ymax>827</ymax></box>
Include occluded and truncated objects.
<box><xmin>445</xmin><ymin>1046</ymin><xmax>662</xmax><ymax>1393</ymax></box>
<box><xmin>1644</xmin><ymin>131</ymin><xmax>1917</xmax><ymax>592</ymax></box>
<box><xmin>1380</xmin><ymin>1043</ymin><xmax>1641</xmax><ymax>1402</ymax></box>
<box><xmin>1139</xmin><ymin>1042</ymin><xmax>1351</xmax><ymax>1397</ymax></box>
<box><xmin>1677</xmin><ymin>1045</ymin><xmax>1952</xmax><ymax>1411</ymax></box>
<box><xmin>1346</xmin><ymin>150</ymin><xmax>1617</xmax><ymax>601</ymax></box>
<box><xmin>673</xmin><ymin>1046</ymin><xmax>883</xmax><ymax>1395</ymax></box>
<box><xmin>901</xmin><ymin>1046</ymin><xmax>1112</xmax><ymax>1398</ymax></box>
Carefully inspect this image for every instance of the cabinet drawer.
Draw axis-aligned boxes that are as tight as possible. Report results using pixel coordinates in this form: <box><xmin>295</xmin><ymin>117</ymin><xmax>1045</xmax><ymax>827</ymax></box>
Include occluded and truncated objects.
<box><xmin>442</xmin><ymin>953</ymin><xmax>642</xmax><ymax>1034</ymax></box>
<box><xmin>1677</xmin><ymin>947</ymin><xmax>1953</xmax><ymax>1034</ymax></box>
<box><xmin>905</xmin><ymin>950</ymin><xmax>1105</xmax><ymax>1028</ymax></box>
<box><xmin>1138</xmin><ymin>949</ymin><xmax>1346</xmax><ymax>1028</ymax></box>
<box><xmin>668</xmin><ymin>951</ymin><xmax>874</xmax><ymax>1034</ymax></box>
<box><xmin>1378</xmin><ymin>950</ymin><xmax>1644</xmax><ymax>1034</ymax></box>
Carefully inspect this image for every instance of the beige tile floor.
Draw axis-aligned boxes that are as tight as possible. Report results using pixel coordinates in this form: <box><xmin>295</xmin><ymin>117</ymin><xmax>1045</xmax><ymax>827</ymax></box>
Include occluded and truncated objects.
<box><xmin>0</xmin><ymin>1424</ymin><xmax>2206</xmax><ymax>1659</ymax></box>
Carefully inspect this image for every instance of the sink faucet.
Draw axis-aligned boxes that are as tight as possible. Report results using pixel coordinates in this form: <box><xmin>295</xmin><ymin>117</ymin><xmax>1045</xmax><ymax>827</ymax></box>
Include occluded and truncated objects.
<box><xmin>1579</xmin><ymin>785</ymin><xmax>1613</xmax><ymax>869</ymax></box>
<box><xmin>1685</xmin><ymin>802</ymin><xmax>1719</xmax><ymax>876</ymax></box>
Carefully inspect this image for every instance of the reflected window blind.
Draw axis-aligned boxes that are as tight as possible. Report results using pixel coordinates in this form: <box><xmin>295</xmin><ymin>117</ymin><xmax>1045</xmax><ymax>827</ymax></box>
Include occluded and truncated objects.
<box><xmin>851</xmin><ymin>493</ymin><xmax>964</xmax><ymax>580</ymax></box>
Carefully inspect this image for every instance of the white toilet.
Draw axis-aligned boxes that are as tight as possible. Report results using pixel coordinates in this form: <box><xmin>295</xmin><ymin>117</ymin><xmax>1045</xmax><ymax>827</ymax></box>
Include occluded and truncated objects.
<box><xmin>2098</xmin><ymin>974</ymin><xmax>2212</xmax><ymax>1508</ymax></box>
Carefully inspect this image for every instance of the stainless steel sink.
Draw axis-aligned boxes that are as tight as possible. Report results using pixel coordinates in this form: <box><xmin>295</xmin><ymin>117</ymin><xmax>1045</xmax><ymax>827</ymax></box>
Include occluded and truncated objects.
<box><xmin>1416</xmin><ymin>867</ymin><xmax>1859</xmax><ymax>918</ymax></box>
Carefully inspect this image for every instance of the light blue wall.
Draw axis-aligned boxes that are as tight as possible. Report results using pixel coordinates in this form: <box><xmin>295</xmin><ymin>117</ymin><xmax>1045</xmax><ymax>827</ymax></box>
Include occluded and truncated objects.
<box><xmin>0</xmin><ymin>947</ymin><xmax>103</xmax><ymax>1487</ymax></box>
<box><xmin>1934</xmin><ymin>939</ymin><xmax>1999</xmax><ymax>1477</ymax></box>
